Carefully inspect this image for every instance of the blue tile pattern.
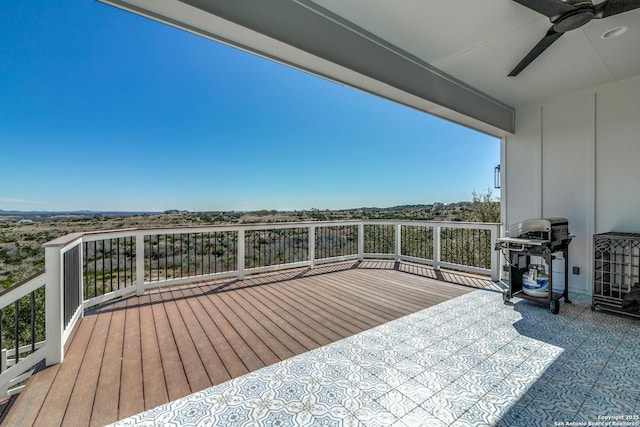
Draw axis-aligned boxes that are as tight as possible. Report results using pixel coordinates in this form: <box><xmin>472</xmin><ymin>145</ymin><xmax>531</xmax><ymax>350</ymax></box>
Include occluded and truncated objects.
<box><xmin>110</xmin><ymin>290</ymin><xmax>640</xmax><ymax>426</ymax></box>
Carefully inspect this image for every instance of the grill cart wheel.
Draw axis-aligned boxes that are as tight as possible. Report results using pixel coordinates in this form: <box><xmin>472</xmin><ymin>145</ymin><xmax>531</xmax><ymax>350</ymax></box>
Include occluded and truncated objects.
<box><xmin>550</xmin><ymin>298</ymin><xmax>560</xmax><ymax>315</ymax></box>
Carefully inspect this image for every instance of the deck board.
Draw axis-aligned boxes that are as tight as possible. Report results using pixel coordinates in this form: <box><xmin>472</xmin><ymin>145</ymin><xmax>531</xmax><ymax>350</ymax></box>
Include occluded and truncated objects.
<box><xmin>299</xmin><ymin>278</ymin><xmax>402</xmax><ymax>319</ymax></box>
<box><xmin>179</xmin><ymin>285</ymin><xmax>247</xmax><ymax>379</ymax></box>
<box><xmin>90</xmin><ymin>306</ymin><xmax>125</xmax><ymax>426</ymax></box>
<box><xmin>293</xmin><ymin>277</ymin><xmax>394</xmax><ymax>323</ymax></box>
<box><xmin>253</xmin><ymin>285</ymin><xmax>348</xmax><ymax>341</ymax></box>
<box><xmin>208</xmin><ymin>292</ymin><xmax>281</xmax><ymax>366</ymax></box>
<box><xmin>263</xmin><ymin>284</ymin><xmax>367</xmax><ymax>335</ymax></box>
<box><xmin>63</xmin><ymin>310</ymin><xmax>112</xmax><ymax>427</ymax></box>
<box><xmin>172</xmin><ymin>287</ymin><xmax>231</xmax><ymax>385</ymax></box>
<box><xmin>139</xmin><ymin>293</ymin><xmax>169</xmax><ymax>410</ymax></box>
<box><xmin>118</xmin><ymin>295</ymin><xmax>144</xmax><ymax>420</ymax></box>
<box><xmin>4</xmin><ymin>263</ymin><xmax>486</xmax><ymax>427</ymax></box>
<box><xmin>163</xmin><ymin>292</ymin><xmax>211</xmax><ymax>394</ymax></box>
<box><xmin>150</xmin><ymin>291</ymin><xmax>191</xmax><ymax>401</ymax></box>
<box><xmin>4</xmin><ymin>364</ymin><xmax>59</xmax><ymax>427</ymax></box>
<box><xmin>232</xmin><ymin>289</ymin><xmax>324</xmax><ymax>350</ymax></box>
<box><xmin>32</xmin><ymin>314</ymin><xmax>97</xmax><ymax>427</ymax></box>
<box><xmin>196</xmin><ymin>287</ymin><xmax>266</xmax><ymax>372</ymax></box>
<box><xmin>219</xmin><ymin>292</ymin><xmax>298</xmax><ymax>359</ymax></box>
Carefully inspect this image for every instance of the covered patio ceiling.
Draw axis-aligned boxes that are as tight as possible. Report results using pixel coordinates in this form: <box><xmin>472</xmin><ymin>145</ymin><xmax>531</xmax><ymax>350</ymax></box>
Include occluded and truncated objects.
<box><xmin>99</xmin><ymin>0</ymin><xmax>640</xmax><ymax>137</ymax></box>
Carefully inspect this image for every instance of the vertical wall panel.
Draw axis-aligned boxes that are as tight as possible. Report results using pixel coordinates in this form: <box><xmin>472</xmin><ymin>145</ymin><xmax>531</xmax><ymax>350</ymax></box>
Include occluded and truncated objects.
<box><xmin>541</xmin><ymin>94</ymin><xmax>595</xmax><ymax>294</ymax></box>
<box><xmin>505</xmin><ymin>106</ymin><xmax>542</xmax><ymax>225</ymax></box>
<box><xmin>595</xmin><ymin>79</ymin><xmax>640</xmax><ymax>234</ymax></box>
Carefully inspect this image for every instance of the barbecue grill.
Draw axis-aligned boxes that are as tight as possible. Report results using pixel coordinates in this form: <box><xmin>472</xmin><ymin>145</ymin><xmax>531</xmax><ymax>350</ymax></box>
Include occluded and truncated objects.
<box><xmin>495</xmin><ymin>218</ymin><xmax>573</xmax><ymax>314</ymax></box>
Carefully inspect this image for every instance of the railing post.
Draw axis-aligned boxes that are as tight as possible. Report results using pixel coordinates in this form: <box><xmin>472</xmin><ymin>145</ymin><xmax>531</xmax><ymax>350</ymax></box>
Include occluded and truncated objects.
<box><xmin>433</xmin><ymin>225</ymin><xmax>441</xmax><ymax>271</ymax></box>
<box><xmin>358</xmin><ymin>223</ymin><xmax>364</xmax><ymax>261</ymax></box>
<box><xmin>237</xmin><ymin>229</ymin><xmax>245</xmax><ymax>280</ymax></box>
<box><xmin>309</xmin><ymin>225</ymin><xmax>316</xmax><ymax>269</ymax></box>
<box><xmin>490</xmin><ymin>224</ymin><xmax>500</xmax><ymax>281</ymax></box>
<box><xmin>44</xmin><ymin>244</ymin><xmax>63</xmax><ymax>366</ymax></box>
<box><xmin>136</xmin><ymin>233</ymin><xmax>146</xmax><ymax>296</ymax></box>
<box><xmin>395</xmin><ymin>223</ymin><xmax>402</xmax><ymax>262</ymax></box>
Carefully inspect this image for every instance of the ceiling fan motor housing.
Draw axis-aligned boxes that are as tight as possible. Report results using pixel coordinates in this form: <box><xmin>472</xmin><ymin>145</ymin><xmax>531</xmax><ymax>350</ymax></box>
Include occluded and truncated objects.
<box><xmin>552</xmin><ymin>1</ymin><xmax>596</xmax><ymax>32</ymax></box>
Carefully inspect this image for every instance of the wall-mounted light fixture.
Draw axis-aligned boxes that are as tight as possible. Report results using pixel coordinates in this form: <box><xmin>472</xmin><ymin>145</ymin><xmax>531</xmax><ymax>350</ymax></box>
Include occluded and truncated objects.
<box><xmin>494</xmin><ymin>165</ymin><xmax>501</xmax><ymax>189</ymax></box>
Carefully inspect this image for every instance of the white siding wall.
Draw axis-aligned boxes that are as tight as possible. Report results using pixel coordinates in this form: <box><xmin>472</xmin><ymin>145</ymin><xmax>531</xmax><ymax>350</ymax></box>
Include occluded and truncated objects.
<box><xmin>504</xmin><ymin>75</ymin><xmax>640</xmax><ymax>295</ymax></box>
<box><xmin>595</xmin><ymin>83</ymin><xmax>640</xmax><ymax>233</ymax></box>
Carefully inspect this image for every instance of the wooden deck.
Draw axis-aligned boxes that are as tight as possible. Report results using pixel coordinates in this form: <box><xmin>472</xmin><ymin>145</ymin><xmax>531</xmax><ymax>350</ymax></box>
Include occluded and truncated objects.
<box><xmin>4</xmin><ymin>261</ymin><xmax>489</xmax><ymax>427</ymax></box>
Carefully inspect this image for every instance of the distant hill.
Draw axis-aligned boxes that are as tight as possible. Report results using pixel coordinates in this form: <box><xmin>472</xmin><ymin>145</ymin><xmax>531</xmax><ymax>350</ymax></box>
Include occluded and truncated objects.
<box><xmin>0</xmin><ymin>209</ymin><xmax>162</xmax><ymax>216</ymax></box>
<box><xmin>0</xmin><ymin>203</ymin><xmax>469</xmax><ymax>218</ymax></box>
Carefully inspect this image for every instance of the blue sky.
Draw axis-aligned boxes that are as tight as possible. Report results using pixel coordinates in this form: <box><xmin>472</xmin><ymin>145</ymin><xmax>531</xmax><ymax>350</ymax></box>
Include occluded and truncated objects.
<box><xmin>0</xmin><ymin>1</ymin><xmax>499</xmax><ymax>212</ymax></box>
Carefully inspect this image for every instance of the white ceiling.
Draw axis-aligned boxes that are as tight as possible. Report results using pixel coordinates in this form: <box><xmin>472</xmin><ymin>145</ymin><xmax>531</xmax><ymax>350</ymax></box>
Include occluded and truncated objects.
<box><xmin>310</xmin><ymin>0</ymin><xmax>640</xmax><ymax>108</ymax></box>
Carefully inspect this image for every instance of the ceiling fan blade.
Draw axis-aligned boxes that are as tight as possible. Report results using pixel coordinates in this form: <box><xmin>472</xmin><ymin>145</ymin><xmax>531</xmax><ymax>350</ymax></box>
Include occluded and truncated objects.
<box><xmin>595</xmin><ymin>0</ymin><xmax>640</xmax><ymax>18</ymax></box>
<box><xmin>513</xmin><ymin>0</ymin><xmax>576</xmax><ymax>18</ymax></box>
<box><xmin>509</xmin><ymin>28</ymin><xmax>564</xmax><ymax>76</ymax></box>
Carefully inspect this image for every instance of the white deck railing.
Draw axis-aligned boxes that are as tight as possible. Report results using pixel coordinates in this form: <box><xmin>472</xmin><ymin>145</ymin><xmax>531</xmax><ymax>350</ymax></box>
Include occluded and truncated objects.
<box><xmin>0</xmin><ymin>219</ymin><xmax>500</xmax><ymax>397</ymax></box>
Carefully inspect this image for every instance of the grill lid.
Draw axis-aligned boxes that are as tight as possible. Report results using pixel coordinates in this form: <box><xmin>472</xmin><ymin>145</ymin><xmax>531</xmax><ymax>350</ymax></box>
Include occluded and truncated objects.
<box><xmin>507</xmin><ymin>217</ymin><xmax>568</xmax><ymax>239</ymax></box>
<box><xmin>497</xmin><ymin>217</ymin><xmax>571</xmax><ymax>253</ymax></box>
<box><xmin>508</xmin><ymin>219</ymin><xmax>551</xmax><ymax>238</ymax></box>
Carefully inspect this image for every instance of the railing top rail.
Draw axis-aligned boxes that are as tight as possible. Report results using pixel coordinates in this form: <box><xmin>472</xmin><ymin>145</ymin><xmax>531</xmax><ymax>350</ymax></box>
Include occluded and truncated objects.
<box><xmin>43</xmin><ymin>232</ymin><xmax>84</xmax><ymax>248</ymax></box>
<box><xmin>81</xmin><ymin>227</ymin><xmax>138</xmax><ymax>237</ymax></box>
<box><xmin>0</xmin><ymin>271</ymin><xmax>45</xmax><ymax>310</ymax></box>
<box><xmin>0</xmin><ymin>270</ymin><xmax>45</xmax><ymax>299</ymax></box>
<box><xmin>80</xmin><ymin>228</ymin><xmax>142</xmax><ymax>242</ymax></box>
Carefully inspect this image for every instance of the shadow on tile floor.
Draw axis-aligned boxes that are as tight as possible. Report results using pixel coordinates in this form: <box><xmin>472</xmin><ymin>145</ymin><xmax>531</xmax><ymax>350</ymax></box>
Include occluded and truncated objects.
<box><xmin>493</xmin><ymin>295</ymin><xmax>640</xmax><ymax>427</ymax></box>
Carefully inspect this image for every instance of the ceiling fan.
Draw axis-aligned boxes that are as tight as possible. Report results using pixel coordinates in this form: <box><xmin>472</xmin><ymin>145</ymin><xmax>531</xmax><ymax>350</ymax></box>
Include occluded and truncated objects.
<box><xmin>509</xmin><ymin>0</ymin><xmax>640</xmax><ymax>76</ymax></box>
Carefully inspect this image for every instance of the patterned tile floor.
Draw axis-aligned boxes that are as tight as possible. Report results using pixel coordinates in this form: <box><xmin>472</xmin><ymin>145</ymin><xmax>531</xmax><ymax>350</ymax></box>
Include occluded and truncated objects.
<box><xmin>111</xmin><ymin>289</ymin><xmax>640</xmax><ymax>426</ymax></box>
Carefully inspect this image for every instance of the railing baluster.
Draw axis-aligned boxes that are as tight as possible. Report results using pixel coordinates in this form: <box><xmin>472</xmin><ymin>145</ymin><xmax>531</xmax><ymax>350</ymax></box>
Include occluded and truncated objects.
<box><xmin>31</xmin><ymin>291</ymin><xmax>35</xmax><ymax>353</ymax></box>
<box><xmin>157</xmin><ymin>235</ymin><xmax>160</xmax><ymax>281</ymax></box>
<box><xmin>129</xmin><ymin>237</ymin><xmax>132</xmax><ymax>285</ymax></box>
<box><xmin>189</xmin><ymin>233</ymin><xmax>193</xmax><ymax>276</ymax></box>
<box><xmin>83</xmin><ymin>242</ymin><xmax>88</xmax><ymax>298</ymax></box>
<box><xmin>109</xmin><ymin>239</ymin><xmax>113</xmax><ymax>293</ymax></box>
<box><xmin>164</xmin><ymin>234</ymin><xmax>167</xmax><ymax>280</ymax></box>
<box><xmin>101</xmin><ymin>240</ymin><xmax>105</xmax><ymax>294</ymax></box>
<box><xmin>94</xmin><ymin>241</ymin><xmax>98</xmax><ymax>297</ymax></box>
<box><xmin>214</xmin><ymin>233</ymin><xmax>218</xmax><ymax>274</ymax></box>
<box><xmin>117</xmin><ymin>238</ymin><xmax>121</xmax><ymax>290</ymax></box>
<box><xmin>199</xmin><ymin>233</ymin><xmax>203</xmax><ymax>276</ymax></box>
<box><xmin>207</xmin><ymin>233</ymin><xmax>211</xmax><ymax>274</ymax></box>
<box><xmin>237</xmin><ymin>229</ymin><xmax>245</xmax><ymax>279</ymax></box>
<box><xmin>14</xmin><ymin>300</ymin><xmax>19</xmax><ymax>364</ymax></box>
<box><xmin>254</xmin><ymin>234</ymin><xmax>266</xmax><ymax>267</ymax></box>
<box><xmin>172</xmin><ymin>234</ymin><xmax>176</xmax><ymax>279</ymax></box>
<box><xmin>179</xmin><ymin>235</ymin><xmax>183</xmax><ymax>278</ymax></box>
